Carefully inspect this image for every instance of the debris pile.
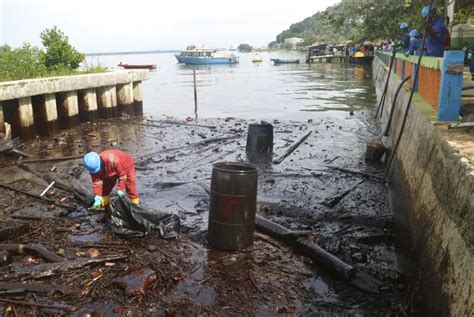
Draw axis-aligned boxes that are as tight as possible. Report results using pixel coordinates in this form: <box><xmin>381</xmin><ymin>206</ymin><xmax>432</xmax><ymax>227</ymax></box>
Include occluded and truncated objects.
<box><xmin>0</xmin><ymin>116</ymin><xmax>416</xmax><ymax>315</ymax></box>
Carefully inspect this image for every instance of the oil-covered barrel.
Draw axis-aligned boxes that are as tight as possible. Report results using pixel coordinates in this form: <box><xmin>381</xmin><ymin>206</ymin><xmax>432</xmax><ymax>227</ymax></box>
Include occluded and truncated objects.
<box><xmin>208</xmin><ymin>162</ymin><xmax>258</xmax><ymax>250</ymax></box>
<box><xmin>246</xmin><ymin>122</ymin><xmax>273</xmax><ymax>162</ymax></box>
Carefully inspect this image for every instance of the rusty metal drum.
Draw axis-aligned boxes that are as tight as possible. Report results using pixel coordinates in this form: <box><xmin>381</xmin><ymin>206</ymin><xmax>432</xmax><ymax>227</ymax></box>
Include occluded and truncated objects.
<box><xmin>246</xmin><ymin>122</ymin><xmax>273</xmax><ymax>163</ymax></box>
<box><xmin>208</xmin><ymin>162</ymin><xmax>258</xmax><ymax>251</ymax></box>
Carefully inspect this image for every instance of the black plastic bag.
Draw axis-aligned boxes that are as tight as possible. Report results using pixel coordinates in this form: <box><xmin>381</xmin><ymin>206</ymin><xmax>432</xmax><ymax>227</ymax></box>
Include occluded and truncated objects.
<box><xmin>110</xmin><ymin>196</ymin><xmax>180</xmax><ymax>239</ymax></box>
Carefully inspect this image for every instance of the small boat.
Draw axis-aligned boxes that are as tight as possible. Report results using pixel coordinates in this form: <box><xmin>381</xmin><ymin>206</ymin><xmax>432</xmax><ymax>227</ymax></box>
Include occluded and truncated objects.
<box><xmin>271</xmin><ymin>58</ymin><xmax>300</xmax><ymax>64</ymax></box>
<box><xmin>118</xmin><ymin>62</ymin><xmax>157</xmax><ymax>70</ymax></box>
<box><xmin>175</xmin><ymin>48</ymin><xmax>239</xmax><ymax>65</ymax></box>
<box><xmin>252</xmin><ymin>54</ymin><xmax>263</xmax><ymax>63</ymax></box>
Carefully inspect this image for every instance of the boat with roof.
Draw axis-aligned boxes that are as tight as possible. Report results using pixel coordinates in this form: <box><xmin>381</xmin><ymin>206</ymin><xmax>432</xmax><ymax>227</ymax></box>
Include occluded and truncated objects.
<box><xmin>175</xmin><ymin>48</ymin><xmax>239</xmax><ymax>65</ymax></box>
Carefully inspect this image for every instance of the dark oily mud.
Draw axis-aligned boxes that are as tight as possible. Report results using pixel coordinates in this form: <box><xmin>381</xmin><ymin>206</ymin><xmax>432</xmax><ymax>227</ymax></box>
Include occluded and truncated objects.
<box><xmin>0</xmin><ymin>113</ymin><xmax>415</xmax><ymax>315</ymax></box>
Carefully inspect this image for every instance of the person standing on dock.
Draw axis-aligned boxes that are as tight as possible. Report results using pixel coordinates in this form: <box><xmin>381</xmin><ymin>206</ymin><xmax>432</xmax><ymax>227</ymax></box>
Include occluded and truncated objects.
<box><xmin>422</xmin><ymin>5</ymin><xmax>445</xmax><ymax>57</ymax></box>
<box><xmin>83</xmin><ymin>150</ymin><xmax>140</xmax><ymax>209</ymax></box>
<box><xmin>469</xmin><ymin>44</ymin><xmax>474</xmax><ymax>80</ymax></box>
<box><xmin>407</xmin><ymin>30</ymin><xmax>421</xmax><ymax>56</ymax></box>
<box><xmin>399</xmin><ymin>23</ymin><xmax>411</xmax><ymax>52</ymax></box>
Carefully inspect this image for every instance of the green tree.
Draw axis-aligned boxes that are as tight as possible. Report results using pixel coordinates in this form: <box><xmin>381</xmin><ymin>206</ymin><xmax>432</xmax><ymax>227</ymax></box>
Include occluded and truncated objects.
<box><xmin>0</xmin><ymin>44</ymin><xmax>47</xmax><ymax>81</ymax></box>
<box><xmin>275</xmin><ymin>0</ymin><xmax>474</xmax><ymax>46</ymax></box>
<box><xmin>40</xmin><ymin>26</ymin><xmax>84</xmax><ymax>70</ymax></box>
<box><xmin>237</xmin><ymin>43</ymin><xmax>253</xmax><ymax>52</ymax></box>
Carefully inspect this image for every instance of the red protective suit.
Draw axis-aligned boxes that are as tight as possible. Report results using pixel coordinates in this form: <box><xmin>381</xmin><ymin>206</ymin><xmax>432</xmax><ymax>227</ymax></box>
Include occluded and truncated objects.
<box><xmin>91</xmin><ymin>149</ymin><xmax>138</xmax><ymax>199</ymax></box>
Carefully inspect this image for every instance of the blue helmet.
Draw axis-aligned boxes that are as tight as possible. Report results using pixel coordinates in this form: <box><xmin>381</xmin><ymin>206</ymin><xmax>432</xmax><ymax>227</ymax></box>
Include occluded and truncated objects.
<box><xmin>409</xmin><ymin>30</ymin><xmax>420</xmax><ymax>38</ymax></box>
<box><xmin>422</xmin><ymin>5</ymin><xmax>436</xmax><ymax>19</ymax></box>
<box><xmin>84</xmin><ymin>152</ymin><xmax>101</xmax><ymax>174</ymax></box>
<box><xmin>400</xmin><ymin>23</ymin><xmax>409</xmax><ymax>30</ymax></box>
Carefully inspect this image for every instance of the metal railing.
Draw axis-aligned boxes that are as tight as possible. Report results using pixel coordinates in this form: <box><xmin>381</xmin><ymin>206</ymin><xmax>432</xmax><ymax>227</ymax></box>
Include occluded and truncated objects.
<box><xmin>375</xmin><ymin>49</ymin><xmax>464</xmax><ymax>121</ymax></box>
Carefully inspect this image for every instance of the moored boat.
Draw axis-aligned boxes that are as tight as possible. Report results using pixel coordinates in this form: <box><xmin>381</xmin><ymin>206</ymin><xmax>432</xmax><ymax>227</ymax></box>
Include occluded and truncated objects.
<box><xmin>118</xmin><ymin>62</ymin><xmax>157</xmax><ymax>70</ymax></box>
<box><xmin>252</xmin><ymin>54</ymin><xmax>263</xmax><ymax>63</ymax></box>
<box><xmin>175</xmin><ymin>49</ymin><xmax>239</xmax><ymax>65</ymax></box>
<box><xmin>271</xmin><ymin>58</ymin><xmax>300</xmax><ymax>64</ymax></box>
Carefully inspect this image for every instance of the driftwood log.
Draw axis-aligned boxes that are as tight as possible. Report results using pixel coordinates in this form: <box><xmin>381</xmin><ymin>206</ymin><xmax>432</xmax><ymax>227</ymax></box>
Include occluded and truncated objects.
<box><xmin>256</xmin><ymin>214</ymin><xmax>383</xmax><ymax>293</ymax></box>
<box><xmin>0</xmin><ymin>244</ymin><xmax>65</xmax><ymax>263</ymax></box>
<box><xmin>0</xmin><ymin>282</ymin><xmax>66</xmax><ymax>296</ymax></box>
<box><xmin>11</xmin><ymin>254</ymin><xmax>128</xmax><ymax>279</ymax></box>
<box><xmin>273</xmin><ymin>130</ymin><xmax>312</xmax><ymax>164</ymax></box>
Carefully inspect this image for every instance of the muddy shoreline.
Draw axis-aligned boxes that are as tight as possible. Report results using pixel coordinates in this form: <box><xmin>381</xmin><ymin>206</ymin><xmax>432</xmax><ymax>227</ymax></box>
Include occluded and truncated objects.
<box><xmin>0</xmin><ymin>114</ymin><xmax>416</xmax><ymax>315</ymax></box>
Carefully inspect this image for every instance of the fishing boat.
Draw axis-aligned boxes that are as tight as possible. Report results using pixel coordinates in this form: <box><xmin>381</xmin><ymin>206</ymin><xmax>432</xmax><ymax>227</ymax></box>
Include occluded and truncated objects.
<box><xmin>252</xmin><ymin>54</ymin><xmax>263</xmax><ymax>63</ymax></box>
<box><xmin>118</xmin><ymin>62</ymin><xmax>157</xmax><ymax>70</ymax></box>
<box><xmin>271</xmin><ymin>58</ymin><xmax>300</xmax><ymax>64</ymax></box>
<box><xmin>175</xmin><ymin>48</ymin><xmax>239</xmax><ymax>65</ymax></box>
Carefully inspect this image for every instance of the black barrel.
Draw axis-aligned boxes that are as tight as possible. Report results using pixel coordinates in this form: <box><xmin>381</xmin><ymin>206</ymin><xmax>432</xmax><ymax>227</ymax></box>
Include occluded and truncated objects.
<box><xmin>246</xmin><ymin>122</ymin><xmax>273</xmax><ymax>162</ymax></box>
<box><xmin>208</xmin><ymin>162</ymin><xmax>258</xmax><ymax>251</ymax></box>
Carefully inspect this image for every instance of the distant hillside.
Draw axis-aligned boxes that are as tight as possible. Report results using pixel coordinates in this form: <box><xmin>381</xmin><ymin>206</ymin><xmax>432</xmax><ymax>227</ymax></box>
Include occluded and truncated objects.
<box><xmin>272</xmin><ymin>0</ymin><xmax>474</xmax><ymax>48</ymax></box>
<box><xmin>273</xmin><ymin>10</ymin><xmax>349</xmax><ymax>47</ymax></box>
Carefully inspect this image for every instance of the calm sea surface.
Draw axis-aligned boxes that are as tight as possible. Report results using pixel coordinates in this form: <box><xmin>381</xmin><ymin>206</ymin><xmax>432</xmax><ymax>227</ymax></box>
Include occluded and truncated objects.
<box><xmin>85</xmin><ymin>52</ymin><xmax>376</xmax><ymax>120</ymax></box>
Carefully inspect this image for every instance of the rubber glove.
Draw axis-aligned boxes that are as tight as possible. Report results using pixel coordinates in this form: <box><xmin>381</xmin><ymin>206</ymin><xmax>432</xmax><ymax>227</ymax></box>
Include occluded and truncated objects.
<box><xmin>117</xmin><ymin>190</ymin><xmax>125</xmax><ymax>198</ymax></box>
<box><xmin>92</xmin><ymin>196</ymin><xmax>103</xmax><ymax>209</ymax></box>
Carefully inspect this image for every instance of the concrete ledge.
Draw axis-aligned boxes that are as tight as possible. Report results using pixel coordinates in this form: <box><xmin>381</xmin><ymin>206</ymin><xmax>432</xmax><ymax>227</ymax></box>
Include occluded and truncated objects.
<box><xmin>0</xmin><ymin>70</ymin><xmax>149</xmax><ymax>101</ymax></box>
<box><xmin>373</xmin><ymin>58</ymin><xmax>473</xmax><ymax>315</ymax></box>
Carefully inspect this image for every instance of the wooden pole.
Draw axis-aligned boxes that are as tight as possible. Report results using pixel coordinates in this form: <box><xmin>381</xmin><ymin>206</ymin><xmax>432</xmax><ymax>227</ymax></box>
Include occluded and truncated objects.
<box><xmin>193</xmin><ymin>69</ymin><xmax>198</xmax><ymax>120</ymax></box>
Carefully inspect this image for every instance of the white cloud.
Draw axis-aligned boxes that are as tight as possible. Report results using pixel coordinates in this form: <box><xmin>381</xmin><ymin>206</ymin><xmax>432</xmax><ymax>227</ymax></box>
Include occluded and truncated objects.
<box><xmin>1</xmin><ymin>0</ymin><xmax>339</xmax><ymax>51</ymax></box>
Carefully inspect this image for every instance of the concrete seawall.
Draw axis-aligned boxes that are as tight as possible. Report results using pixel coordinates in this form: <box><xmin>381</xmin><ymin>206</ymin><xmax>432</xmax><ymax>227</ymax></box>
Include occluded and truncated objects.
<box><xmin>0</xmin><ymin>70</ymin><xmax>148</xmax><ymax>140</ymax></box>
<box><xmin>373</xmin><ymin>58</ymin><xmax>473</xmax><ymax>315</ymax></box>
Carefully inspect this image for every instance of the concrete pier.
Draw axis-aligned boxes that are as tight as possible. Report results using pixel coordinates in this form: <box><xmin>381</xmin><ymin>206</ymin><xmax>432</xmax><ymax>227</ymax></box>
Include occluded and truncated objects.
<box><xmin>117</xmin><ymin>83</ymin><xmax>134</xmax><ymax>115</ymax></box>
<box><xmin>32</xmin><ymin>94</ymin><xmax>59</xmax><ymax>136</ymax></box>
<box><xmin>57</xmin><ymin>91</ymin><xmax>79</xmax><ymax>129</ymax></box>
<box><xmin>133</xmin><ymin>81</ymin><xmax>143</xmax><ymax>115</ymax></box>
<box><xmin>111</xmin><ymin>86</ymin><xmax>118</xmax><ymax>117</ymax></box>
<box><xmin>97</xmin><ymin>86</ymin><xmax>117</xmax><ymax>119</ymax></box>
<box><xmin>78</xmin><ymin>88</ymin><xmax>98</xmax><ymax>122</ymax></box>
<box><xmin>0</xmin><ymin>70</ymin><xmax>148</xmax><ymax>140</ymax></box>
<box><xmin>16</xmin><ymin>97</ymin><xmax>35</xmax><ymax>141</ymax></box>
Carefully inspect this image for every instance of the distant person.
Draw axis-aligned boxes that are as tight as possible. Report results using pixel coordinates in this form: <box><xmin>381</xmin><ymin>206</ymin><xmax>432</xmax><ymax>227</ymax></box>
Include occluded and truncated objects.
<box><xmin>444</xmin><ymin>16</ymin><xmax>451</xmax><ymax>51</ymax></box>
<box><xmin>407</xmin><ymin>30</ymin><xmax>421</xmax><ymax>56</ymax></box>
<box><xmin>399</xmin><ymin>23</ymin><xmax>411</xmax><ymax>51</ymax></box>
<box><xmin>422</xmin><ymin>5</ymin><xmax>445</xmax><ymax>57</ymax></box>
<box><xmin>83</xmin><ymin>150</ymin><xmax>140</xmax><ymax>209</ymax></box>
<box><xmin>469</xmin><ymin>44</ymin><xmax>474</xmax><ymax>80</ymax></box>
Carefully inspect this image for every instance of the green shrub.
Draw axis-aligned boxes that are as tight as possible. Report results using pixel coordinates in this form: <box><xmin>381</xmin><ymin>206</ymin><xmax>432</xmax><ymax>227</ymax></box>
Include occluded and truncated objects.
<box><xmin>40</xmin><ymin>26</ymin><xmax>84</xmax><ymax>71</ymax></box>
<box><xmin>0</xmin><ymin>44</ymin><xmax>47</xmax><ymax>81</ymax></box>
<box><xmin>0</xmin><ymin>27</ymin><xmax>100</xmax><ymax>81</ymax></box>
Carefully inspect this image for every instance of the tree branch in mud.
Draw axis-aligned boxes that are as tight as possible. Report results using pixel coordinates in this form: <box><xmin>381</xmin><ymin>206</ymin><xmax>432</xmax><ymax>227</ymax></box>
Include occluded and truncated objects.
<box><xmin>139</xmin><ymin>135</ymin><xmax>242</xmax><ymax>159</ymax></box>
<box><xmin>146</xmin><ymin>119</ymin><xmax>217</xmax><ymax>129</ymax></box>
<box><xmin>17</xmin><ymin>163</ymin><xmax>92</xmax><ymax>207</ymax></box>
<box><xmin>18</xmin><ymin>155</ymin><xmax>82</xmax><ymax>164</ymax></box>
<box><xmin>11</xmin><ymin>254</ymin><xmax>128</xmax><ymax>279</ymax></box>
<box><xmin>255</xmin><ymin>215</ymin><xmax>383</xmax><ymax>293</ymax></box>
<box><xmin>273</xmin><ymin>130</ymin><xmax>312</xmax><ymax>164</ymax></box>
<box><xmin>0</xmin><ymin>244</ymin><xmax>65</xmax><ymax>263</ymax></box>
<box><xmin>0</xmin><ymin>298</ymin><xmax>76</xmax><ymax>312</ymax></box>
<box><xmin>323</xmin><ymin>178</ymin><xmax>366</xmax><ymax>208</ymax></box>
<box><xmin>0</xmin><ymin>182</ymin><xmax>75</xmax><ymax>210</ymax></box>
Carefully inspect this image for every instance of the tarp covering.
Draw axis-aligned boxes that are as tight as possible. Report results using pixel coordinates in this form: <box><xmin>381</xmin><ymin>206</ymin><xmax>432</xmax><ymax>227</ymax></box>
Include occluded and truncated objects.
<box><xmin>110</xmin><ymin>196</ymin><xmax>180</xmax><ymax>239</ymax></box>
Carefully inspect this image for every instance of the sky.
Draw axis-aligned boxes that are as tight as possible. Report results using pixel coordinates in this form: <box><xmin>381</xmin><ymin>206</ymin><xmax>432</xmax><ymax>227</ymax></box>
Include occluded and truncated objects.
<box><xmin>0</xmin><ymin>0</ymin><xmax>339</xmax><ymax>53</ymax></box>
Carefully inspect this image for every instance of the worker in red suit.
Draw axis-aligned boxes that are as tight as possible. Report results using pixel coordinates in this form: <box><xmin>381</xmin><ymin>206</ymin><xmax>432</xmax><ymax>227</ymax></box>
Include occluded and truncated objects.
<box><xmin>83</xmin><ymin>150</ymin><xmax>139</xmax><ymax>209</ymax></box>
